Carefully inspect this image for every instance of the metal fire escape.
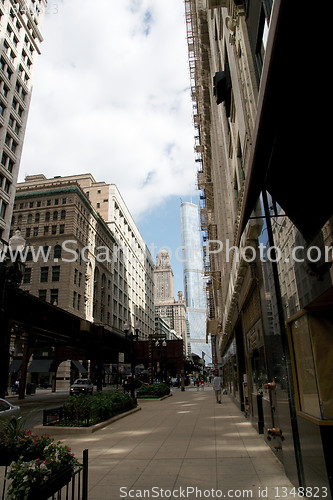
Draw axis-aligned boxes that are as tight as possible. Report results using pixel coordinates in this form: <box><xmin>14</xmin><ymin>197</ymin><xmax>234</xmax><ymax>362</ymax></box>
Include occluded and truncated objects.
<box><xmin>185</xmin><ymin>0</ymin><xmax>221</xmax><ymax>335</ymax></box>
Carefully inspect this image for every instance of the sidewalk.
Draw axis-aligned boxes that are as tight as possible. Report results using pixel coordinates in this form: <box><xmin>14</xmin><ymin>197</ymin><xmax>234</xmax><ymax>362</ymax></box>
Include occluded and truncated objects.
<box><xmin>41</xmin><ymin>387</ymin><xmax>297</xmax><ymax>500</ymax></box>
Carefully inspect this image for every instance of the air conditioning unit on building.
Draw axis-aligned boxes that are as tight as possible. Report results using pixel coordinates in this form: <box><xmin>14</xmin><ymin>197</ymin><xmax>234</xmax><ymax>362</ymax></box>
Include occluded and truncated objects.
<box><xmin>208</xmin><ymin>0</ymin><xmax>228</xmax><ymax>8</ymax></box>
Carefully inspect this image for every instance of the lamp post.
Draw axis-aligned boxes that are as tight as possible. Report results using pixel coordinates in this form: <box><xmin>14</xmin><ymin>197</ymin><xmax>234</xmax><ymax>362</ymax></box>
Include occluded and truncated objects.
<box><xmin>124</xmin><ymin>321</ymin><xmax>138</xmax><ymax>398</ymax></box>
<box><xmin>148</xmin><ymin>333</ymin><xmax>167</xmax><ymax>384</ymax></box>
<box><xmin>154</xmin><ymin>338</ymin><xmax>167</xmax><ymax>382</ymax></box>
<box><xmin>0</xmin><ymin>230</ymin><xmax>26</xmax><ymax>398</ymax></box>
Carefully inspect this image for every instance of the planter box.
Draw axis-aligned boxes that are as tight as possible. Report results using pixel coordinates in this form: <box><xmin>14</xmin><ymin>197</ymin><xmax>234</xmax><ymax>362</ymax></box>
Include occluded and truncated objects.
<box><xmin>27</xmin><ymin>467</ymin><xmax>72</xmax><ymax>500</ymax></box>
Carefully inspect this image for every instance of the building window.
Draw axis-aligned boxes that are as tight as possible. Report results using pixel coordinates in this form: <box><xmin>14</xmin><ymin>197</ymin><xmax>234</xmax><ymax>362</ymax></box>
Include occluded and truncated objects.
<box><xmin>60</xmin><ymin>210</ymin><xmax>66</xmax><ymax>220</ymax></box>
<box><xmin>40</xmin><ymin>267</ymin><xmax>49</xmax><ymax>283</ymax></box>
<box><xmin>73</xmin><ymin>291</ymin><xmax>76</xmax><ymax>308</ymax></box>
<box><xmin>54</xmin><ymin>245</ymin><xmax>61</xmax><ymax>259</ymax></box>
<box><xmin>54</xmin><ymin>198</ymin><xmax>59</xmax><ymax>205</ymax></box>
<box><xmin>52</xmin><ymin>265</ymin><xmax>60</xmax><ymax>282</ymax></box>
<box><xmin>53</xmin><ymin>211</ymin><xmax>58</xmax><ymax>221</ymax></box>
<box><xmin>23</xmin><ymin>267</ymin><xmax>31</xmax><ymax>284</ymax></box>
<box><xmin>50</xmin><ymin>289</ymin><xmax>58</xmax><ymax>306</ymax></box>
<box><xmin>77</xmin><ymin>294</ymin><xmax>81</xmax><ymax>310</ymax></box>
<box><xmin>62</xmin><ymin>198</ymin><xmax>67</xmax><ymax>204</ymax></box>
<box><xmin>45</xmin><ymin>211</ymin><xmax>50</xmax><ymax>221</ymax></box>
<box><xmin>43</xmin><ymin>226</ymin><xmax>49</xmax><ymax>235</ymax></box>
<box><xmin>0</xmin><ymin>201</ymin><xmax>7</xmax><ymax>219</ymax></box>
<box><xmin>35</xmin><ymin>212</ymin><xmax>40</xmax><ymax>223</ymax></box>
<box><xmin>59</xmin><ymin>224</ymin><xmax>65</xmax><ymax>234</ymax></box>
<box><xmin>51</xmin><ymin>225</ymin><xmax>57</xmax><ymax>235</ymax></box>
<box><xmin>25</xmin><ymin>227</ymin><xmax>31</xmax><ymax>238</ymax></box>
<box><xmin>33</xmin><ymin>227</ymin><xmax>38</xmax><ymax>236</ymax></box>
<box><xmin>74</xmin><ymin>268</ymin><xmax>78</xmax><ymax>285</ymax></box>
<box><xmin>39</xmin><ymin>290</ymin><xmax>47</xmax><ymax>301</ymax></box>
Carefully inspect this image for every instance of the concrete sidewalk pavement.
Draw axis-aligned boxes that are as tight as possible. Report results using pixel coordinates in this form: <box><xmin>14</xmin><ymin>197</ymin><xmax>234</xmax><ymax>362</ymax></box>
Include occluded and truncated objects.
<box><xmin>41</xmin><ymin>387</ymin><xmax>298</xmax><ymax>500</ymax></box>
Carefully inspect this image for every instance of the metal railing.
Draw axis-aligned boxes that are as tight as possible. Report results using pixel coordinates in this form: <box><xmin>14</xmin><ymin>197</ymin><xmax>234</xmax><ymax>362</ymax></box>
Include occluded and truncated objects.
<box><xmin>1</xmin><ymin>449</ymin><xmax>88</xmax><ymax>500</ymax></box>
<box><xmin>43</xmin><ymin>400</ymin><xmax>135</xmax><ymax>427</ymax></box>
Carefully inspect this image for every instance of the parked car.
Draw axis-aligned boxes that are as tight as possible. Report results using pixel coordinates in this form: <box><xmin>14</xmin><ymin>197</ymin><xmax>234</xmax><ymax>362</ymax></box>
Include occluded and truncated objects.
<box><xmin>122</xmin><ymin>377</ymin><xmax>148</xmax><ymax>391</ymax></box>
<box><xmin>69</xmin><ymin>379</ymin><xmax>93</xmax><ymax>395</ymax></box>
<box><xmin>0</xmin><ymin>398</ymin><xmax>21</xmax><ymax>424</ymax></box>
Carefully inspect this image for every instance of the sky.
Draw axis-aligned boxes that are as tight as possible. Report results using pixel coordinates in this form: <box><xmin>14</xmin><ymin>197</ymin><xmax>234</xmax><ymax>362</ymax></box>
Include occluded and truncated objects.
<box><xmin>19</xmin><ymin>0</ymin><xmax>202</xmax><ymax>295</ymax></box>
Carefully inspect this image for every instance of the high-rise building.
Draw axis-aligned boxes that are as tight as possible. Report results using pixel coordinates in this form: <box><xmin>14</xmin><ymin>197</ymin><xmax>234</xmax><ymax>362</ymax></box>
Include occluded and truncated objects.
<box><xmin>180</xmin><ymin>202</ymin><xmax>210</xmax><ymax>362</ymax></box>
<box><xmin>154</xmin><ymin>249</ymin><xmax>174</xmax><ymax>301</ymax></box>
<box><xmin>0</xmin><ymin>0</ymin><xmax>47</xmax><ymax>242</ymax></box>
<box><xmin>71</xmin><ymin>174</ymin><xmax>155</xmax><ymax>339</ymax></box>
<box><xmin>154</xmin><ymin>249</ymin><xmax>187</xmax><ymax>353</ymax></box>
<box><xmin>13</xmin><ymin>174</ymin><xmax>115</xmax><ymax>324</ymax></box>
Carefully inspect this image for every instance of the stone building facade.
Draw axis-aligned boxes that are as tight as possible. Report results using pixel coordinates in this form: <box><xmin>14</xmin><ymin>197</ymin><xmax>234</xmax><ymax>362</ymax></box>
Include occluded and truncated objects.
<box><xmin>185</xmin><ymin>0</ymin><xmax>333</xmax><ymax>495</ymax></box>
<box><xmin>154</xmin><ymin>249</ymin><xmax>187</xmax><ymax>354</ymax></box>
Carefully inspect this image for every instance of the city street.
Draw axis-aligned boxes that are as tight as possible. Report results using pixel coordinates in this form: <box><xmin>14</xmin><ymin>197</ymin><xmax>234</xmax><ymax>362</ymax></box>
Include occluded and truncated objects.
<box><xmin>24</xmin><ymin>387</ymin><xmax>301</xmax><ymax>500</ymax></box>
<box><xmin>6</xmin><ymin>388</ymin><xmax>71</xmax><ymax>429</ymax></box>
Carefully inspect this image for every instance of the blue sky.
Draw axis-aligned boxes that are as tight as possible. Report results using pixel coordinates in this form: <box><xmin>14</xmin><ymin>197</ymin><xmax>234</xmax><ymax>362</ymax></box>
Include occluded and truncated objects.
<box><xmin>19</xmin><ymin>0</ymin><xmax>201</xmax><ymax>297</ymax></box>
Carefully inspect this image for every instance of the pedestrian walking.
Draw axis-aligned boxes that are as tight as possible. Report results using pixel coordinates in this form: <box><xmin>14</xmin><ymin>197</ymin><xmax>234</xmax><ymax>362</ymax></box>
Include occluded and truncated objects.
<box><xmin>213</xmin><ymin>373</ymin><xmax>222</xmax><ymax>403</ymax></box>
<box><xmin>195</xmin><ymin>378</ymin><xmax>200</xmax><ymax>391</ymax></box>
<box><xmin>200</xmin><ymin>379</ymin><xmax>205</xmax><ymax>390</ymax></box>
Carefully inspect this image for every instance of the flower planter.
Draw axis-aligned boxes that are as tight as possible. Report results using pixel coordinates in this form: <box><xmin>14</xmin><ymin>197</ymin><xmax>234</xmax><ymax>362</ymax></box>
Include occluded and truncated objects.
<box><xmin>27</xmin><ymin>466</ymin><xmax>73</xmax><ymax>500</ymax></box>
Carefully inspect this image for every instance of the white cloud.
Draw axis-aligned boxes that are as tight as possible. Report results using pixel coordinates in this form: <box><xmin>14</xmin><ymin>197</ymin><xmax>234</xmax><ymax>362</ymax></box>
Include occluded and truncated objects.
<box><xmin>20</xmin><ymin>0</ymin><xmax>196</xmax><ymax>220</ymax></box>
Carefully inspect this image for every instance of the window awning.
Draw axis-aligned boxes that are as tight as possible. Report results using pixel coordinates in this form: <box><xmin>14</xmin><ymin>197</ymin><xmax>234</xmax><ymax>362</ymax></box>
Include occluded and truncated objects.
<box><xmin>71</xmin><ymin>360</ymin><xmax>87</xmax><ymax>375</ymax></box>
<box><xmin>9</xmin><ymin>360</ymin><xmax>22</xmax><ymax>374</ymax></box>
<box><xmin>237</xmin><ymin>0</ymin><xmax>331</xmax><ymax>245</ymax></box>
<box><xmin>27</xmin><ymin>359</ymin><xmax>53</xmax><ymax>373</ymax></box>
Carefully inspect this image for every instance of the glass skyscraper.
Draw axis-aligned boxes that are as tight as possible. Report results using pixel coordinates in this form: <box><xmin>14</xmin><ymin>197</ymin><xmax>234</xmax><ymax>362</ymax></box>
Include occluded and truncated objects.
<box><xmin>180</xmin><ymin>202</ymin><xmax>211</xmax><ymax>362</ymax></box>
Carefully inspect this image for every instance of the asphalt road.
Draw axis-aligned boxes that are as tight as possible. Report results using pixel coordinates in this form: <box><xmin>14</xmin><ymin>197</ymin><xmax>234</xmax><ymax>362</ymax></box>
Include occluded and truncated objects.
<box><xmin>7</xmin><ymin>390</ymin><xmax>72</xmax><ymax>430</ymax></box>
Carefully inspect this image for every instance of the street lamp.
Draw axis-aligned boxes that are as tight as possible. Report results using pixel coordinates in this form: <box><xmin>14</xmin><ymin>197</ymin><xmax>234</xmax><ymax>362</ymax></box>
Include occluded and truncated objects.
<box><xmin>155</xmin><ymin>339</ymin><xmax>167</xmax><ymax>383</ymax></box>
<box><xmin>124</xmin><ymin>321</ymin><xmax>138</xmax><ymax>398</ymax></box>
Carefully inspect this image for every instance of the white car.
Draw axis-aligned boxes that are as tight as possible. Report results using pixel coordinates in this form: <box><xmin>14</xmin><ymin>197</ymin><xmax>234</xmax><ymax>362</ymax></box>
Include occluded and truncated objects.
<box><xmin>0</xmin><ymin>398</ymin><xmax>21</xmax><ymax>424</ymax></box>
<box><xmin>69</xmin><ymin>379</ymin><xmax>93</xmax><ymax>395</ymax></box>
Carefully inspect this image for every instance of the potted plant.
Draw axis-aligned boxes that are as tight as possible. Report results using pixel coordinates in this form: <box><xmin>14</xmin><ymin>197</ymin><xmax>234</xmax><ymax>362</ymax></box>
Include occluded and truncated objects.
<box><xmin>6</xmin><ymin>440</ymin><xmax>80</xmax><ymax>499</ymax></box>
<box><xmin>0</xmin><ymin>419</ymin><xmax>80</xmax><ymax>499</ymax></box>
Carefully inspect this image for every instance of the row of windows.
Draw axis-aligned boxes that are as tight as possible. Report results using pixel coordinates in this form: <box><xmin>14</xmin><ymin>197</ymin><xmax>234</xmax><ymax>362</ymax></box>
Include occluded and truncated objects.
<box><xmin>15</xmin><ymin>198</ymin><xmax>67</xmax><ymax>209</ymax></box>
<box><xmin>13</xmin><ymin>210</ymin><xmax>66</xmax><ymax>225</ymax></box>
<box><xmin>24</xmin><ymin>224</ymin><xmax>65</xmax><ymax>237</ymax></box>
<box><xmin>38</xmin><ymin>288</ymin><xmax>58</xmax><ymax>305</ymax></box>
<box><xmin>23</xmin><ymin>265</ymin><xmax>60</xmax><ymax>284</ymax></box>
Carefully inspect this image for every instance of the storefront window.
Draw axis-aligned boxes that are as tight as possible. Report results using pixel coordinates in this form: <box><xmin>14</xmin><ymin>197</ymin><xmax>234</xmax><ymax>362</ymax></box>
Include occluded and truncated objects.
<box><xmin>289</xmin><ymin>314</ymin><xmax>321</xmax><ymax>419</ymax></box>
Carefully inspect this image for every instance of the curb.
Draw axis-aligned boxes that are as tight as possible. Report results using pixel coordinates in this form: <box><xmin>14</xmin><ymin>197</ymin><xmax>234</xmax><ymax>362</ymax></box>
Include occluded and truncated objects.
<box><xmin>33</xmin><ymin>406</ymin><xmax>141</xmax><ymax>435</ymax></box>
<box><xmin>137</xmin><ymin>393</ymin><xmax>172</xmax><ymax>402</ymax></box>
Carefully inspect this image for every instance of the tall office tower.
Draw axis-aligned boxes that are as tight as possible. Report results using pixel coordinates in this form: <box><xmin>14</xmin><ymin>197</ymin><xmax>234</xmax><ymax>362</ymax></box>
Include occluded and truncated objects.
<box><xmin>154</xmin><ymin>249</ymin><xmax>174</xmax><ymax>301</ymax></box>
<box><xmin>180</xmin><ymin>202</ymin><xmax>210</xmax><ymax>362</ymax></box>
<box><xmin>0</xmin><ymin>0</ymin><xmax>47</xmax><ymax>242</ymax></box>
<box><xmin>154</xmin><ymin>249</ymin><xmax>187</xmax><ymax>353</ymax></box>
<box><xmin>45</xmin><ymin>173</ymin><xmax>155</xmax><ymax>339</ymax></box>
